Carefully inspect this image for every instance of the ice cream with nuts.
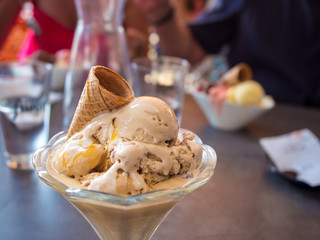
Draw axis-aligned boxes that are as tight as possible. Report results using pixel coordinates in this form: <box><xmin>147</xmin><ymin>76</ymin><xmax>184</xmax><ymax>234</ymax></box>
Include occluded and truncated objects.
<box><xmin>48</xmin><ymin>66</ymin><xmax>203</xmax><ymax>196</ymax></box>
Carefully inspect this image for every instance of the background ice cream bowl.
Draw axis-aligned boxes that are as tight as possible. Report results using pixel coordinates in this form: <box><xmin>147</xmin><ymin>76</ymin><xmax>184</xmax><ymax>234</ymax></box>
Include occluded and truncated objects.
<box><xmin>192</xmin><ymin>91</ymin><xmax>275</xmax><ymax>131</ymax></box>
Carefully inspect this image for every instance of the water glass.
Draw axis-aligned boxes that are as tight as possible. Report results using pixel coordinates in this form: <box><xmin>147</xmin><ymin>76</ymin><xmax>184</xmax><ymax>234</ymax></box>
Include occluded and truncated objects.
<box><xmin>131</xmin><ymin>56</ymin><xmax>189</xmax><ymax>125</ymax></box>
<box><xmin>0</xmin><ymin>61</ymin><xmax>52</xmax><ymax>170</ymax></box>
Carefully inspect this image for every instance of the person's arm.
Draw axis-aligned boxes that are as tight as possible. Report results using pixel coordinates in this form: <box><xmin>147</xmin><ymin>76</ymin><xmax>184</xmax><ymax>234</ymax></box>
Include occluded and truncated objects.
<box><xmin>124</xmin><ymin>0</ymin><xmax>150</xmax><ymax>59</ymax></box>
<box><xmin>0</xmin><ymin>0</ymin><xmax>21</xmax><ymax>49</ymax></box>
<box><xmin>133</xmin><ymin>0</ymin><xmax>206</xmax><ymax>65</ymax></box>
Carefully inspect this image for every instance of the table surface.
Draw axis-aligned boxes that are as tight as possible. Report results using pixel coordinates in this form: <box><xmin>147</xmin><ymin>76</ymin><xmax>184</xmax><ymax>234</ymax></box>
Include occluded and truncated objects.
<box><xmin>1</xmin><ymin>94</ymin><xmax>320</xmax><ymax>240</ymax></box>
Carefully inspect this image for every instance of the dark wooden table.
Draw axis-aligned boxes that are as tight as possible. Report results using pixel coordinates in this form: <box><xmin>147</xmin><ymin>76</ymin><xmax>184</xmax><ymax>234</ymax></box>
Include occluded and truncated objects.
<box><xmin>1</xmin><ymin>94</ymin><xmax>320</xmax><ymax>240</ymax></box>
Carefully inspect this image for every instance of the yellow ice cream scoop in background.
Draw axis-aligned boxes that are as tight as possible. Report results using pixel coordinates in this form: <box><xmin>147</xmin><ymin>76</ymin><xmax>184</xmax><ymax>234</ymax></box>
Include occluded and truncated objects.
<box><xmin>227</xmin><ymin>80</ymin><xmax>265</xmax><ymax>106</ymax></box>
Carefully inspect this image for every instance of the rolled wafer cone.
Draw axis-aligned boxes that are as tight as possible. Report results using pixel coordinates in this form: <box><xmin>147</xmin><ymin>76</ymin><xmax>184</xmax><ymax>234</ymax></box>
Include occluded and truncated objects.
<box><xmin>67</xmin><ymin>66</ymin><xmax>134</xmax><ymax>138</ymax></box>
<box><xmin>220</xmin><ymin>63</ymin><xmax>252</xmax><ymax>85</ymax></box>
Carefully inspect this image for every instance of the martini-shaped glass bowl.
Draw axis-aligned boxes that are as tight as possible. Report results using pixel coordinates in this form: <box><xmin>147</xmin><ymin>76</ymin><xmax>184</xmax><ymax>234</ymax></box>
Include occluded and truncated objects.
<box><xmin>33</xmin><ymin>129</ymin><xmax>217</xmax><ymax>240</ymax></box>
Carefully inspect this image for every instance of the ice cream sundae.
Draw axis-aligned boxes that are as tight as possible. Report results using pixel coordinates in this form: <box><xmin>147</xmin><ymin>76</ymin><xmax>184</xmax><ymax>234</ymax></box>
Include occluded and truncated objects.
<box><xmin>193</xmin><ymin>63</ymin><xmax>275</xmax><ymax>130</ymax></box>
<box><xmin>33</xmin><ymin>66</ymin><xmax>216</xmax><ymax>239</ymax></box>
<box><xmin>47</xmin><ymin>66</ymin><xmax>204</xmax><ymax>196</ymax></box>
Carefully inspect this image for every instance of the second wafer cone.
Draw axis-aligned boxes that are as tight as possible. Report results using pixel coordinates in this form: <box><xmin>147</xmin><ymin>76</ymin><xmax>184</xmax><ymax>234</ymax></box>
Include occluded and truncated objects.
<box><xmin>220</xmin><ymin>63</ymin><xmax>252</xmax><ymax>85</ymax></box>
<box><xmin>67</xmin><ymin>66</ymin><xmax>134</xmax><ymax>138</ymax></box>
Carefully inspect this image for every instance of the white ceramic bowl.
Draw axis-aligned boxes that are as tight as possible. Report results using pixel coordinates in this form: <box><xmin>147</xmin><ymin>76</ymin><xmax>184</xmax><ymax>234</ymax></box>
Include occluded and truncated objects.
<box><xmin>192</xmin><ymin>91</ymin><xmax>275</xmax><ymax>131</ymax></box>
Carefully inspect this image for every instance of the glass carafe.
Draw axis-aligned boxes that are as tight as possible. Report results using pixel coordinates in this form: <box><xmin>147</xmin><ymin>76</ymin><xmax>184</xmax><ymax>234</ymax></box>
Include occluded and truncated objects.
<box><xmin>63</xmin><ymin>0</ymin><xmax>132</xmax><ymax>129</ymax></box>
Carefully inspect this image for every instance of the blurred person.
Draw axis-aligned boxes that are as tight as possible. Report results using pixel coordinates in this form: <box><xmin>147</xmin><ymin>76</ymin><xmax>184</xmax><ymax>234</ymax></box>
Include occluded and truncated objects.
<box><xmin>133</xmin><ymin>0</ymin><xmax>320</xmax><ymax>106</ymax></box>
<box><xmin>0</xmin><ymin>0</ymin><xmax>77</xmax><ymax>60</ymax></box>
<box><xmin>0</xmin><ymin>0</ymin><xmax>149</xmax><ymax>61</ymax></box>
<box><xmin>173</xmin><ymin>0</ymin><xmax>208</xmax><ymax>22</ymax></box>
<box><xmin>124</xmin><ymin>0</ymin><xmax>150</xmax><ymax>60</ymax></box>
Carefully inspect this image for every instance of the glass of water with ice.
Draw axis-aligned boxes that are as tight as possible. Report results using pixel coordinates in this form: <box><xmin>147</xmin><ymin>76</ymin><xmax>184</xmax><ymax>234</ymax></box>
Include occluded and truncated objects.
<box><xmin>131</xmin><ymin>56</ymin><xmax>189</xmax><ymax>125</ymax></box>
<box><xmin>0</xmin><ymin>61</ymin><xmax>52</xmax><ymax>170</ymax></box>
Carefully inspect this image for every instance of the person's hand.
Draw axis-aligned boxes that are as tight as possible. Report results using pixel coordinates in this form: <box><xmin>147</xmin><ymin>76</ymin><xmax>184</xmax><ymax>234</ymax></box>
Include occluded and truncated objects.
<box><xmin>126</xmin><ymin>28</ymin><xmax>148</xmax><ymax>60</ymax></box>
<box><xmin>133</xmin><ymin>0</ymin><xmax>172</xmax><ymax>24</ymax></box>
<box><xmin>29</xmin><ymin>50</ymin><xmax>56</xmax><ymax>64</ymax></box>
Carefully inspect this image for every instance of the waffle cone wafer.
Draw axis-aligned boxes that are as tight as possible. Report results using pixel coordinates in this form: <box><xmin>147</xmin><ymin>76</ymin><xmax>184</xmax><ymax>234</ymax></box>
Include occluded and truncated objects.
<box><xmin>67</xmin><ymin>66</ymin><xmax>134</xmax><ymax>138</ymax></box>
<box><xmin>220</xmin><ymin>63</ymin><xmax>252</xmax><ymax>85</ymax></box>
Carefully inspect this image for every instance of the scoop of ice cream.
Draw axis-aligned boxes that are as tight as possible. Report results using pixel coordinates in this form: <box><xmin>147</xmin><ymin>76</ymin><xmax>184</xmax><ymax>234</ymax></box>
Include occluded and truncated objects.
<box><xmin>208</xmin><ymin>84</ymin><xmax>231</xmax><ymax>114</ymax></box>
<box><xmin>88</xmin><ymin>134</ymin><xmax>202</xmax><ymax>195</ymax></box>
<box><xmin>52</xmin><ymin>135</ymin><xmax>106</xmax><ymax>177</ymax></box>
<box><xmin>208</xmin><ymin>85</ymin><xmax>230</xmax><ymax>103</ymax></box>
<box><xmin>116</xmin><ymin>96</ymin><xmax>179</xmax><ymax>146</ymax></box>
<box><xmin>227</xmin><ymin>80</ymin><xmax>265</xmax><ymax>105</ymax></box>
<box><xmin>87</xmin><ymin>97</ymin><xmax>179</xmax><ymax>146</ymax></box>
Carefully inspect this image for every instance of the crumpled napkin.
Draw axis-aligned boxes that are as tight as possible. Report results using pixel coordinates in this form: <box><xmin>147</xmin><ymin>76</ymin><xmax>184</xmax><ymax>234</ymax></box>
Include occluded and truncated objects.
<box><xmin>259</xmin><ymin>129</ymin><xmax>320</xmax><ymax>187</ymax></box>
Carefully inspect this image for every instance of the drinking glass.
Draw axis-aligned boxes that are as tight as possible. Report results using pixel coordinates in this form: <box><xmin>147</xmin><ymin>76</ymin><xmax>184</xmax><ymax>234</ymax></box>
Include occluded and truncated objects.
<box><xmin>0</xmin><ymin>60</ymin><xmax>52</xmax><ymax>170</ymax></box>
<box><xmin>131</xmin><ymin>56</ymin><xmax>189</xmax><ymax>125</ymax></box>
<box><xmin>33</xmin><ymin>129</ymin><xmax>217</xmax><ymax>240</ymax></box>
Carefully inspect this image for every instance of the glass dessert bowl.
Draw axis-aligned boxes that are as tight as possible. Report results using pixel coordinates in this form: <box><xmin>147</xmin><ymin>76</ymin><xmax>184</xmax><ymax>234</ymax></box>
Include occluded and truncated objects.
<box><xmin>33</xmin><ymin>129</ymin><xmax>217</xmax><ymax>240</ymax></box>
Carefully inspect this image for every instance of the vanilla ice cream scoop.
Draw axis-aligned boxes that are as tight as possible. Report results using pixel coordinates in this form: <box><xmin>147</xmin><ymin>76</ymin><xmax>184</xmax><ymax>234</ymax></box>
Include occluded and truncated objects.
<box><xmin>85</xmin><ymin>97</ymin><xmax>179</xmax><ymax>147</ymax></box>
<box><xmin>116</xmin><ymin>97</ymin><xmax>179</xmax><ymax>146</ymax></box>
<box><xmin>227</xmin><ymin>80</ymin><xmax>265</xmax><ymax>105</ymax></box>
<box><xmin>52</xmin><ymin>136</ymin><xmax>106</xmax><ymax>177</ymax></box>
